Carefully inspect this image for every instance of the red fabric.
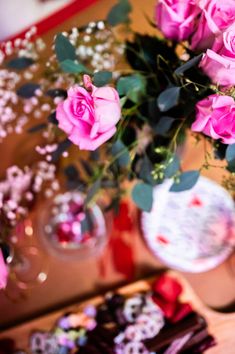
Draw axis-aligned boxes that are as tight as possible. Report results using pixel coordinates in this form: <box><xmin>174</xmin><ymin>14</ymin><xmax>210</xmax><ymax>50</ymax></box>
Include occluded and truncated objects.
<box><xmin>2</xmin><ymin>0</ymin><xmax>100</xmax><ymax>43</ymax></box>
<box><xmin>153</xmin><ymin>274</ymin><xmax>183</xmax><ymax>303</ymax></box>
<box><xmin>113</xmin><ymin>202</ymin><xmax>134</xmax><ymax>232</ymax></box>
<box><xmin>109</xmin><ymin>237</ymin><xmax>135</xmax><ymax>280</ymax></box>
<box><xmin>152</xmin><ymin>275</ymin><xmax>193</xmax><ymax>323</ymax></box>
<box><xmin>98</xmin><ymin>201</ymin><xmax>136</xmax><ymax>281</ymax></box>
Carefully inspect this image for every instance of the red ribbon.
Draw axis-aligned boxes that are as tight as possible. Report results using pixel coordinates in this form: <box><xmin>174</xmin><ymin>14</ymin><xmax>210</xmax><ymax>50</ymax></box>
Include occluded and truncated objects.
<box><xmin>152</xmin><ymin>275</ymin><xmax>193</xmax><ymax>323</ymax></box>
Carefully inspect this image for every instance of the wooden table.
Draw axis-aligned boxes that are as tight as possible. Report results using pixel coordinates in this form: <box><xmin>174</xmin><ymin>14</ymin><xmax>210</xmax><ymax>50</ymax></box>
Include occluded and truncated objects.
<box><xmin>0</xmin><ymin>0</ymin><xmax>235</xmax><ymax>344</ymax></box>
<box><xmin>0</xmin><ymin>271</ymin><xmax>235</xmax><ymax>353</ymax></box>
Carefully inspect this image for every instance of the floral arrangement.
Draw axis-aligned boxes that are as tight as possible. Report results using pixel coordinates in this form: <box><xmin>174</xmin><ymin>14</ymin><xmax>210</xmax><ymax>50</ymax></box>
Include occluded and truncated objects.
<box><xmin>0</xmin><ymin>0</ymin><xmax>235</xmax><ymax>288</ymax></box>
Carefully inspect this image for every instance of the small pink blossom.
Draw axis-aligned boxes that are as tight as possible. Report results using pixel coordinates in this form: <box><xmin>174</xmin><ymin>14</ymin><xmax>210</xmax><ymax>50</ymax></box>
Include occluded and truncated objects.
<box><xmin>191</xmin><ymin>94</ymin><xmax>235</xmax><ymax>144</ymax></box>
<box><xmin>56</xmin><ymin>75</ymin><xmax>121</xmax><ymax>151</ymax></box>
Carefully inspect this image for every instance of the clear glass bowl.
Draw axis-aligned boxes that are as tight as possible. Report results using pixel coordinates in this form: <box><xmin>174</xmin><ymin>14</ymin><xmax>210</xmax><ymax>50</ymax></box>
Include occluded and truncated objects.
<box><xmin>39</xmin><ymin>191</ymin><xmax>107</xmax><ymax>261</ymax></box>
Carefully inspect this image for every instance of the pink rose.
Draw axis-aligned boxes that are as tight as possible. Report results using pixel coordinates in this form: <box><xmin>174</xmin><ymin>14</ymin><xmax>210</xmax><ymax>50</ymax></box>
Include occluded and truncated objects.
<box><xmin>155</xmin><ymin>0</ymin><xmax>199</xmax><ymax>41</ymax></box>
<box><xmin>191</xmin><ymin>0</ymin><xmax>235</xmax><ymax>51</ymax></box>
<box><xmin>191</xmin><ymin>94</ymin><xmax>235</xmax><ymax>144</ymax></box>
<box><xmin>199</xmin><ymin>27</ymin><xmax>235</xmax><ymax>86</ymax></box>
<box><xmin>0</xmin><ymin>249</ymin><xmax>8</xmax><ymax>289</ymax></box>
<box><xmin>56</xmin><ymin>76</ymin><xmax>121</xmax><ymax>151</ymax></box>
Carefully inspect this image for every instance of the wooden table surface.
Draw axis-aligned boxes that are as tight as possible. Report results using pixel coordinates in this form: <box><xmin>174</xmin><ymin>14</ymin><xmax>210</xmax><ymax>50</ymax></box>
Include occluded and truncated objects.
<box><xmin>0</xmin><ymin>0</ymin><xmax>235</xmax><ymax>346</ymax></box>
<box><xmin>0</xmin><ymin>271</ymin><xmax>235</xmax><ymax>353</ymax></box>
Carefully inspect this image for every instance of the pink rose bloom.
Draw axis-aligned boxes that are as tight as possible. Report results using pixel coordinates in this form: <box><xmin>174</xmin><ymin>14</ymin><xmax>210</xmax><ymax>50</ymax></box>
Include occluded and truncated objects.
<box><xmin>199</xmin><ymin>27</ymin><xmax>235</xmax><ymax>86</ymax></box>
<box><xmin>56</xmin><ymin>76</ymin><xmax>121</xmax><ymax>151</ymax></box>
<box><xmin>191</xmin><ymin>94</ymin><xmax>235</xmax><ymax>144</ymax></box>
<box><xmin>191</xmin><ymin>0</ymin><xmax>235</xmax><ymax>51</ymax></box>
<box><xmin>155</xmin><ymin>0</ymin><xmax>199</xmax><ymax>41</ymax></box>
<box><xmin>0</xmin><ymin>249</ymin><xmax>8</xmax><ymax>289</ymax></box>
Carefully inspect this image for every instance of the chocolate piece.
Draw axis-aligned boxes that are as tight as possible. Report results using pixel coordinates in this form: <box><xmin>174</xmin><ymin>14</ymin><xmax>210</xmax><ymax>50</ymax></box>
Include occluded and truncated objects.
<box><xmin>181</xmin><ymin>328</ymin><xmax>213</xmax><ymax>352</ymax></box>
<box><xmin>145</xmin><ymin>313</ymin><xmax>206</xmax><ymax>352</ymax></box>
<box><xmin>182</xmin><ymin>334</ymin><xmax>216</xmax><ymax>353</ymax></box>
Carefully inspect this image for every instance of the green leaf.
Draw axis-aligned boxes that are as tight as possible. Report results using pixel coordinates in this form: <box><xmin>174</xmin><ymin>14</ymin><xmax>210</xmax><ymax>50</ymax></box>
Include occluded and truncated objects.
<box><xmin>51</xmin><ymin>139</ymin><xmax>72</xmax><ymax>162</ymax></box>
<box><xmin>174</xmin><ymin>54</ymin><xmax>203</xmax><ymax>76</ymax></box>
<box><xmin>132</xmin><ymin>183</ymin><xmax>153</xmax><ymax>212</ymax></box>
<box><xmin>17</xmin><ymin>83</ymin><xmax>40</xmax><ymax>98</ymax></box>
<box><xmin>139</xmin><ymin>156</ymin><xmax>155</xmax><ymax>185</ymax></box>
<box><xmin>157</xmin><ymin>87</ymin><xmax>180</xmax><ymax>112</ymax></box>
<box><xmin>226</xmin><ymin>144</ymin><xmax>235</xmax><ymax>163</ymax></box>
<box><xmin>170</xmin><ymin>170</ymin><xmax>200</xmax><ymax>192</ymax></box>
<box><xmin>164</xmin><ymin>155</ymin><xmax>180</xmax><ymax>178</ymax></box>
<box><xmin>55</xmin><ymin>33</ymin><xmax>76</xmax><ymax>62</ymax></box>
<box><xmin>93</xmin><ymin>71</ymin><xmax>112</xmax><ymax>87</ymax></box>
<box><xmin>85</xmin><ymin>179</ymin><xmax>101</xmax><ymax>205</ymax></box>
<box><xmin>60</xmin><ymin>59</ymin><xmax>90</xmax><ymax>74</ymax></box>
<box><xmin>107</xmin><ymin>0</ymin><xmax>132</xmax><ymax>26</ymax></box>
<box><xmin>6</xmin><ymin>57</ymin><xmax>34</xmax><ymax>70</ymax></box>
<box><xmin>117</xmin><ymin>74</ymin><xmax>146</xmax><ymax>103</ymax></box>
<box><xmin>111</xmin><ymin>139</ymin><xmax>130</xmax><ymax>167</ymax></box>
<box><xmin>154</xmin><ymin>116</ymin><xmax>175</xmax><ymax>135</ymax></box>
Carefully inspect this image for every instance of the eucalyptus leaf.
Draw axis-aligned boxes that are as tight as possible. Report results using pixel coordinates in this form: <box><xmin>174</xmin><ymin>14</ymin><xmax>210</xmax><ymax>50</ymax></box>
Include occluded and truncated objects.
<box><xmin>60</xmin><ymin>59</ymin><xmax>90</xmax><ymax>74</ymax></box>
<box><xmin>6</xmin><ymin>57</ymin><xmax>34</xmax><ymax>70</ymax></box>
<box><xmin>93</xmin><ymin>71</ymin><xmax>112</xmax><ymax>87</ymax></box>
<box><xmin>170</xmin><ymin>170</ymin><xmax>200</xmax><ymax>192</ymax></box>
<box><xmin>17</xmin><ymin>83</ymin><xmax>40</xmax><ymax>98</ymax></box>
<box><xmin>154</xmin><ymin>116</ymin><xmax>175</xmax><ymax>135</ymax></box>
<box><xmin>107</xmin><ymin>0</ymin><xmax>132</xmax><ymax>26</ymax></box>
<box><xmin>227</xmin><ymin>161</ymin><xmax>235</xmax><ymax>173</ymax></box>
<box><xmin>51</xmin><ymin>138</ymin><xmax>72</xmax><ymax>162</ymax></box>
<box><xmin>157</xmin><ymin>87</ymin><xmax>180</xmax><ymax>112</ymax></box>
<box><xmin>164</xmin><ymin>155</ymin><xmax>180</xmax><ymax>178</ymax></box>
<box><xmin>111</xmin><ymin>139</ymin><xmax>130</xmax><ymax>167</ymax></box>
<box><xmin>117</xmin><ymin>74</ymin><xmax>146</xmax><ymax>103</ymax></box>
<box><xmin>132</xmin><ymin>183</ymin><xmax>153</xmax><ymax>212</ymax></box>
<box><xmin>139</xmin><ymin>155</ymin><xmax>155</xmax><ymax>185</ymax></box>
<box><xmin>55</xmin><ymin>33</ymin><xmax>76</xmax><ymax>62</ymax></box>
<box><xmin>174</xmin><ymin>54</ymin><xmax>203</xmax><ymax>76</ymax></box>
<box><xmin>226</xmin><ymin>144</ymin><xmax>235</xmax><ymax>164</ymax></box>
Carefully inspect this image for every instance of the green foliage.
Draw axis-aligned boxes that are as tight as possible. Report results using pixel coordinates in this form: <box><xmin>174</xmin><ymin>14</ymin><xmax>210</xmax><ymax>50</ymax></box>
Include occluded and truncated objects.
<box><xmin>6</xmin><ymin>57</ymin><xmax>34</xmax><ymax>70</ymax></box>
<box><xmin>164</xmin><ymin>155</ymin><xmax>180</xmax><ymax>178</ymax></box>
<box><xmin>60</xmin><ymin>59</ymin><xmax>90</xmax><ymax>74</ymax></box>
<box><xmin>226</xmin><ymin>144</ymin><xmax>235</xmax><ymax>164</ymax></box>
<box><xmin>157</xmin><ymin>87</ymin><xmax>181</xmax><ymax>112</ymax></box>
<box><xmin>111</xmin><ymin>139</ymin><xmax>130</xmax><ymax>167</ymax></box>
<box><xmin>132</xmin><ymin>183</ymin><xmax>153</xmax><ymax>212</ymax></box>
<box><xmin>93</xmin><ymin>71</ymin><xmax>112</xmax><ymax>87</ymax></box>
<box><xmin>139</xmin><ymin>155</ymin><xmax>155</xmax><ymax>185</ymax></box>
<box><xmin>117</xmin><ymin>74</ymin><xmax>146</xmax><ymax>103</ymax></box>
<box><xmin>17</xmin><ymin>83</ymin><xmax>40</xmax><ymax>98</ymax></box>
<box><xmin>170</xmin><ymin>170</ymin><xmax>200</xmax><ymax>192</ymax></box>
<box><xmin>107</xmin><ymin>0</ymin><xmax>132</xmax><ymax>26</ymax></box>
<box><xmin>55</xmin><ymin>33</ymin><xmax>76</xmax><ymax>62</ymax></box>
<box><xmin>174</xmin><ymin>54</ymin><xmax>203</xmax><ymax>76</ymax></box>
<box><xmin>154</xmin><ymin>116</ymin><xmax>175</xmax><ymax>136</ymax></box>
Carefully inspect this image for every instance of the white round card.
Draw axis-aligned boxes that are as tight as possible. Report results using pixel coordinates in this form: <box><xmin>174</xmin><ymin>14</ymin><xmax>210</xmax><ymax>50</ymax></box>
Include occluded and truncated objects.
<box><xmin>141</xmin><ymin>177</ymin><xmax>235</xmax><ymax>273</ymax></box>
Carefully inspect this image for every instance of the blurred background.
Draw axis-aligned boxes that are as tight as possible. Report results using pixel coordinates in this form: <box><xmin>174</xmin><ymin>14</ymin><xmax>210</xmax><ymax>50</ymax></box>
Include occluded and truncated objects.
<box><xmin>0</xmin><ymin>0</ymin><xmax>235</xmax><ymax>339</ymax></box>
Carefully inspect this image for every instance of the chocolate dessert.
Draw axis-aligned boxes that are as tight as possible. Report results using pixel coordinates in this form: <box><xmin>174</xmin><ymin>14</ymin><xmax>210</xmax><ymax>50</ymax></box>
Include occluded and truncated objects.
<box><xmin>30</xmin><ymin>275</ymin><xmax>216</xmax><ymax>354</ymax></box>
